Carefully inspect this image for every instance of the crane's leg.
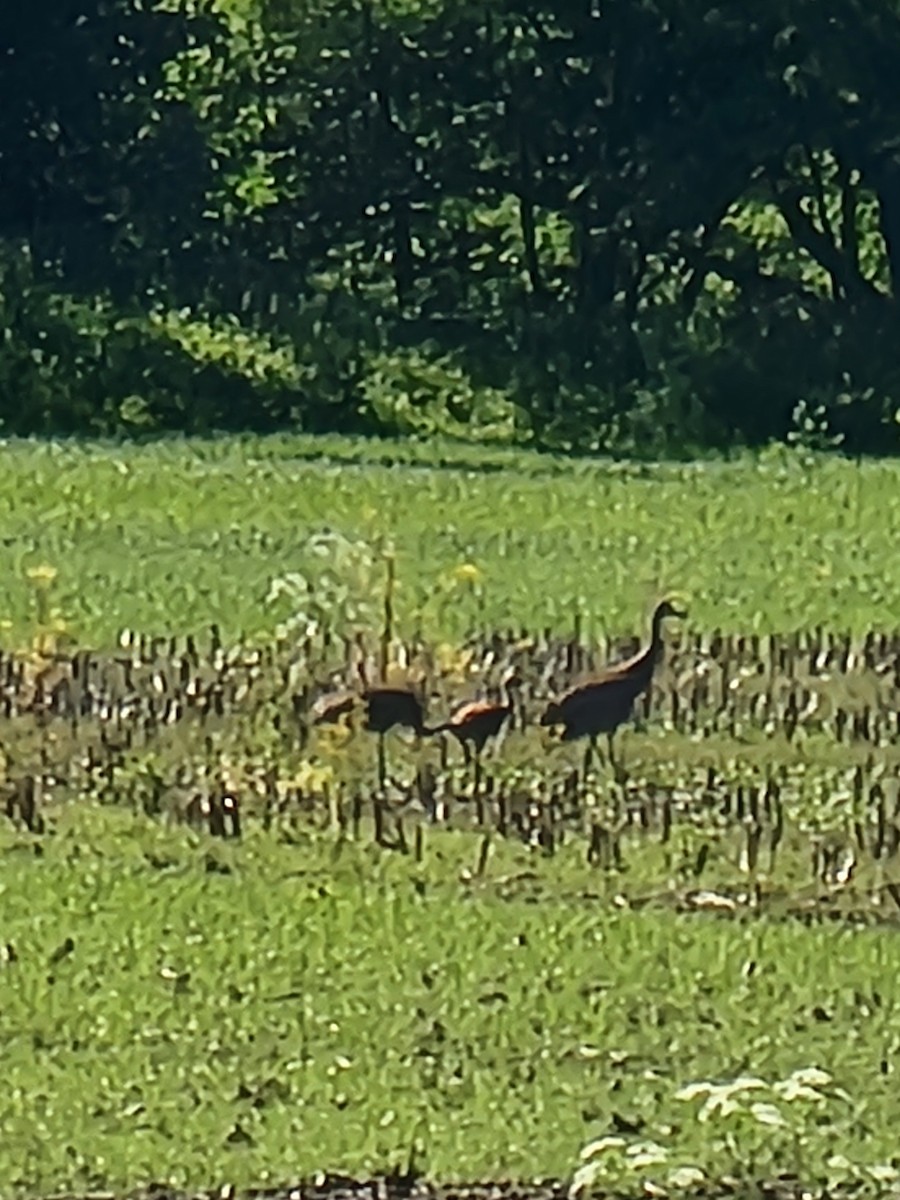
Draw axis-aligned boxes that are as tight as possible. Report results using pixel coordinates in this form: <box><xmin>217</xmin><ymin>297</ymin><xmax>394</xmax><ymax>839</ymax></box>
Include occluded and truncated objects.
<box><xmin>461</xmin><ymin>740</ymin><xmax>472</xmax><ymax>798</ymax></box>
<box><xmin>596</xmin><ymin>736</ymin><xmax>608</xmax><ymax>770</ymax></box>
<box><xmin>608</xmin><ymin>730</ymin><xmax>629</xmax><ymax>783</ymax></box>
<box><xmin>377</xmin><ymin>733</ymin><xmax>387</xmax><ymax>792</ymax></box>
<box><xmin>472</xmin><ymin>745</ymin><xmax>482</xmax><ymax>798</ymax></box>
<box><xmin>582</xmin><ymin>736</ymin><xmax>597</xmax><ymax>781</ymax></box>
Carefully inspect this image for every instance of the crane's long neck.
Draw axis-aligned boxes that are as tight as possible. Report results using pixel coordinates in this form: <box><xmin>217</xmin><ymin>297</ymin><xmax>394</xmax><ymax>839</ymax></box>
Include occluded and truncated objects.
<box><xmin>640</xmin><ymin>609</ymin><xmax>668</xmax><ymax>672</ymax></box>
<box><xmin>614</xmin><ymin>607</ymin><xmax>671</xmax><ymax>692</ymax></box>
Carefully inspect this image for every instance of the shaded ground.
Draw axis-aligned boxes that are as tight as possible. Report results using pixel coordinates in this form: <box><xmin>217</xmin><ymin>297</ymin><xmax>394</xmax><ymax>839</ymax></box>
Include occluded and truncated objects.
<box><xmin>35</xmin><ymin>1172</ymin><xmax>837</xmax><ymax>1200</ymax></box>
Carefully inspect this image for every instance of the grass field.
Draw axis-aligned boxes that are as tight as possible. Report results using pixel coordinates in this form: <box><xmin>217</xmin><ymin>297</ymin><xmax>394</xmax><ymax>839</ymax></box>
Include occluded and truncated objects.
<box><xmin>0</xmin><ymin>435</ymin><xmax>897</xmax><ymax>646</ymax></box>
<box><xmin>2</xmin><ymin>806</ymin><xmax>900</xmax><ymax>1198</ymax></box>
<box><xmin>0</xmin><ymin>433</ymin><xmax>899</xmax><ymax>1199</ymax></box>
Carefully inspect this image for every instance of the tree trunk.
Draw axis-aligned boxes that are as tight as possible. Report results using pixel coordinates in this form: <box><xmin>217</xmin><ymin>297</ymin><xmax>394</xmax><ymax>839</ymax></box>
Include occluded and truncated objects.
<box><xmin>868</xmin><ymin>155</ymin><xmax>900</xmax><ymax>303</ymax></box>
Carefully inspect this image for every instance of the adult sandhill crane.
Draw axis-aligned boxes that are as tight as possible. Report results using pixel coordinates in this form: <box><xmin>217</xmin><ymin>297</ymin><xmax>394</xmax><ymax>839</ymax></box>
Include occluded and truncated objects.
<box><xmin>540</xmin><ymin>598</ymin><xmax>687</xmax><ymax>775</ymax></box>
<box><xmin>430</xmin><ymin>667</ymin><xmax>521</xmax><ymax>794</ymax></box>
<box><xmin>311</xmin><ymin>673</ymin><xmax>431</xmax><ymax>791</ymax></box>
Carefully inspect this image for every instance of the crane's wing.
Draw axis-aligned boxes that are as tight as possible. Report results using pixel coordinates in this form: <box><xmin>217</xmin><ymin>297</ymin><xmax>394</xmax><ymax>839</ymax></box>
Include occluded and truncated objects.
<box><xmin>564</xmin><ymin>674</ymin><xmax>640</xmax><ymax>712</ymax></box>
<box><xmin>450</xmin><ymin>699</ymin><xmax>500</xmax><ymax>723</ymax></box>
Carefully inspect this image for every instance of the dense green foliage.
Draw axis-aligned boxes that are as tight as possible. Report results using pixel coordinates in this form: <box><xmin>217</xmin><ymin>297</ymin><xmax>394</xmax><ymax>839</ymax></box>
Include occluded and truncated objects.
<box><xmin>3</xmin><ymin>0</ymin><xmax>900</xmax><ymax>451</ymax></box>
<box><xmin>0</xmin><ymin>437</ymin><xmax>897</xmax><ymax>646</ymax></box>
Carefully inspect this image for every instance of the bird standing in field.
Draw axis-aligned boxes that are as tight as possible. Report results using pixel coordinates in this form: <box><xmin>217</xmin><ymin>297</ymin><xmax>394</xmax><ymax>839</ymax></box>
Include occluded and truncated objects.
<box><xmin>310</xmin><ymin>675</ymin><xmax>431</xmax><ymax>791</ymax></box>
<box><xmin>311</xmin><ymin>684</ymin><xmax>429</xmax><ymax>735</ymax></box>
<box><xmin>540</xmin><ymin>598</ymin><xmax>687</xmax><ymax>776</ymax></box>
<box><xmin>430</xmin><ymin>666</ymin><xmax>522</xmax><ymax>795</ymax></box>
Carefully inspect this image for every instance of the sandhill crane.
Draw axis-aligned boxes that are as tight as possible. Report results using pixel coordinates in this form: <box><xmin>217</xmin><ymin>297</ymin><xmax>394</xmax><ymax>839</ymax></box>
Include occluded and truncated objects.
<box><xmin>311</xmin><ymin>671</ymin><xmax>432</xmax><ymax>791</ymax></box>
<box><xmin>430</xmin><ymin>666</ymin><xmax>521</xmax><ymax>794</ymax></box>
<box><xmin>311</xmin><ymin>685</ymin><xmax>429</xmax><ymax>736</ymax></box>
<box><xmin>540</xmin><ymin>598</ymin><xmax>687</xmax><ymax>776</ymax></box>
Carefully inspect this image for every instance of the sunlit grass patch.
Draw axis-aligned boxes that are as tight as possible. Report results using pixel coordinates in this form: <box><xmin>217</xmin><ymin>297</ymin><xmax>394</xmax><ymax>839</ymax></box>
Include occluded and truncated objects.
<box><xmin>1</xmin><ymin>805</ymin><xmax>900</xmax><ymax>1196</ymax></box>
<box><xmin>0</xmin><ymin>436</ymin><xmax>896</xmax><ymax>647</ymax></box>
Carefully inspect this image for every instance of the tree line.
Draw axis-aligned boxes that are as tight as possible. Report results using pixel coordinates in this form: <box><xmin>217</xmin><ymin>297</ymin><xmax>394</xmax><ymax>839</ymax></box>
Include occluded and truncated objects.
<box><xmin>2</xmin><ymin>0</ymin><xmax>899</xmax><ymax>453</ymax></box>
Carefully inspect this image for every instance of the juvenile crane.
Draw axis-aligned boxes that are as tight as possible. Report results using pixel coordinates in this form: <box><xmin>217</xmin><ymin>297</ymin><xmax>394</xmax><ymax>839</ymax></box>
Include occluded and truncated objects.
<box><xmin>311</xmin><ymin>674</ymin><xmax>431</xmax><ymax>790</ymax></box>
<box><xmin>430</xmin><ymin>666</ymin><xmax>521</xmax><ymax>794</ymax></box>
<box><xmin>311</xmin><ymin>684</ymin><xmax>429</xmax><ymax>735</ymax></box>
<box><xmin>540</xmin><ymin>598</ymin><xmax>687</xmax><ymax>775</ymax></box>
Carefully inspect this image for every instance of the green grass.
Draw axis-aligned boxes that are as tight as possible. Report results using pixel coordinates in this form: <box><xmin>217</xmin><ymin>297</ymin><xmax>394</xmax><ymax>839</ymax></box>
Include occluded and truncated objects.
<box><xmin>1</xmin><ymin>805</ymin><xmax>898</xmax><ymax>1197</ymax></box>
<box><xmin>0</xmin><ymin>435</ymin><xmax>897</xmax><ymax>647</ymax></box>
<box><xmin>0</xmin><ymin>432</ymin><xmax>897</xmax><ymax>1197</ymax></box>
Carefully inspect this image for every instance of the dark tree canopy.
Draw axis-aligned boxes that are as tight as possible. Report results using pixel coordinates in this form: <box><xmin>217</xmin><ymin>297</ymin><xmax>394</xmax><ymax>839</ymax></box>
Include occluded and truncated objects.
<box><xmin>1</xmin><ymin>0</ymin><xmax>899</xmax><ymax>452</ymax></box>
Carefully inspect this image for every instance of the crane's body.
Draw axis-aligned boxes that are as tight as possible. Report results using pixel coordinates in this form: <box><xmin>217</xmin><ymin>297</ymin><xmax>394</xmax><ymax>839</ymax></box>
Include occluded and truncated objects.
<box><xmin>541</xmin><ymin>599</ymin><xmax>686</xmax><ymax>773</ymax></box>
<box><xmin>313</xmin><ymin>684</ymin><xmax>429</xmax><ymax>735</ymax></box>
<box><xmin>437</xmin><ymin>697</ymin><xmax>512</xmax><ymax>754</ymax></box>
<box><xmin>431</xmin><ymin>668</ymin><xmax>520</xmax><ymax>793</ymax></box>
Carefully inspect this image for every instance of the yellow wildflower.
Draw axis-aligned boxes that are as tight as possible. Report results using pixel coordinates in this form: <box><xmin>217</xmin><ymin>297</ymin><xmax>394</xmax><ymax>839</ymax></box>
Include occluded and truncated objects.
<box><xmin>452</xmin><ymin>562</ymin><xmax>482</xmax><ymax>585</ymax></box>
<box><xmin>26</xmin><ymin>564</ymin><xmax>58</xmax><ymax>586</ymax></box>
<box><xmin>435</xmin><ymin>642</ymin><xmax>474</xmax><ymax>680</ymax></box>
<box><xmin>279</xmin><ymin>761</ymin><xmax>336</xmax><ymax>794</ymax></box>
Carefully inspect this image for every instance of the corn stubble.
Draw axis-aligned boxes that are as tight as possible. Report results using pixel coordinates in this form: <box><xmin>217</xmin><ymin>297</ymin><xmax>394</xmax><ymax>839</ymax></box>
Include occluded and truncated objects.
<box><xmin>0</xmin><ymin>616</ymin><xmax>897</xmax><ymax>921</ymax></box>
